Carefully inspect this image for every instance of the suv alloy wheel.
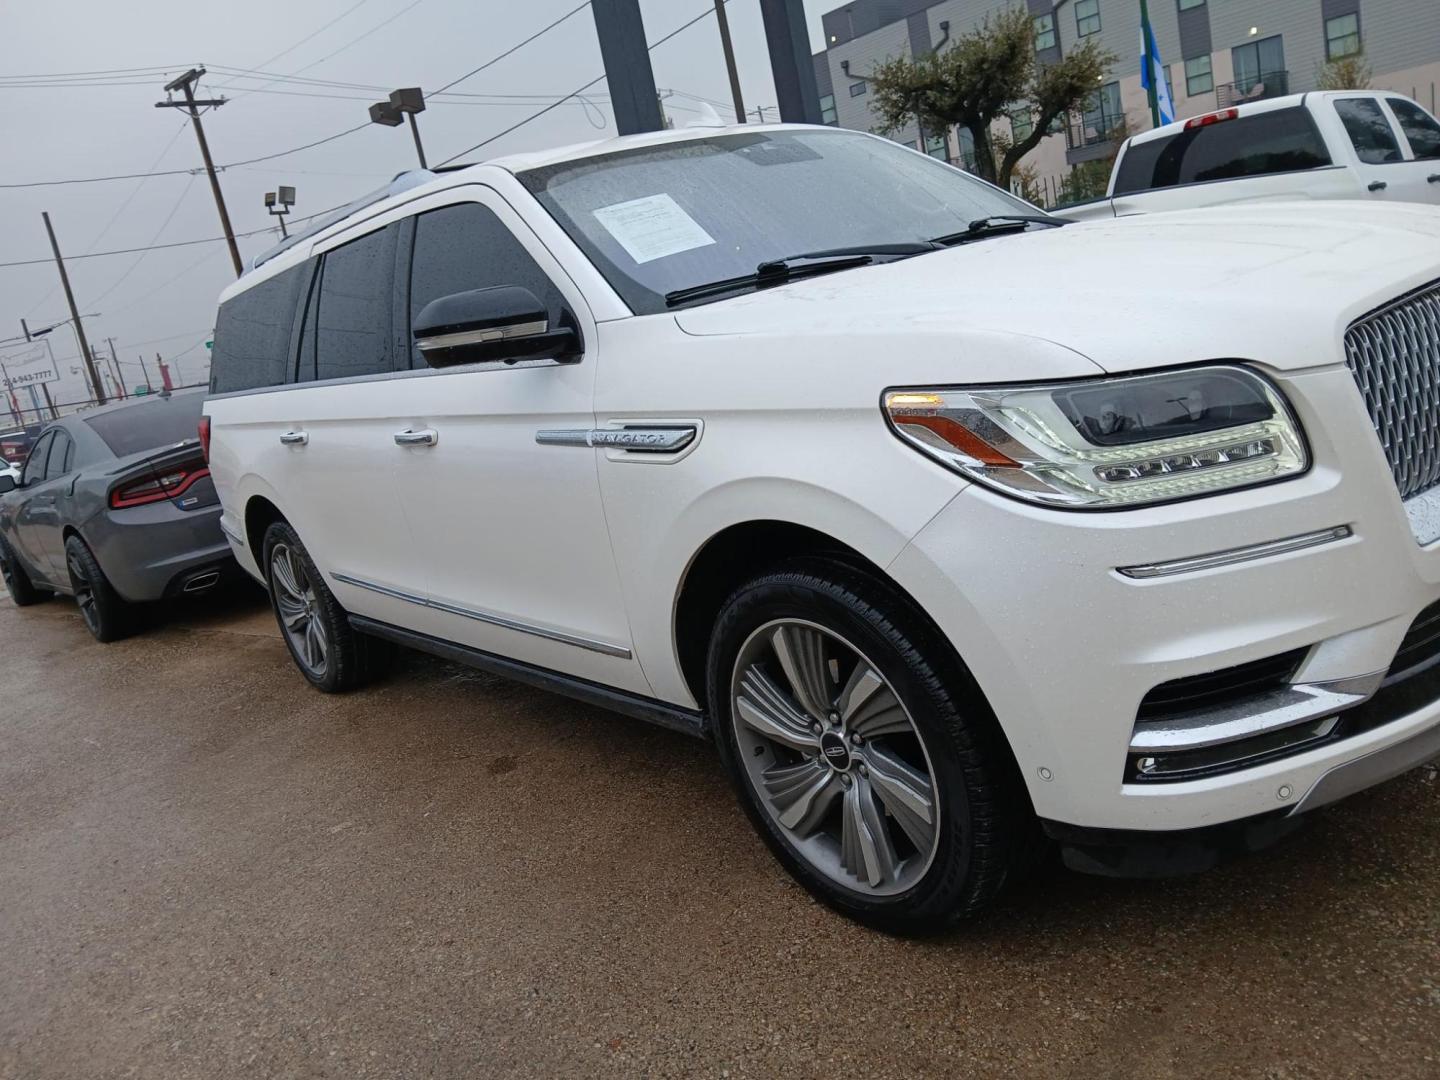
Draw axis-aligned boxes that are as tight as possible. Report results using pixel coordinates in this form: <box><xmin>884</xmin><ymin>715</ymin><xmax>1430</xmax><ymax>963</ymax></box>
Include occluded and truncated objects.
<box><xmin>262</xmin><ymin>520</ymin><xmax>391</xmax><ymax>692</ymax></box>
<box><xmin>708</xmin><ymin>560</ymin><xmax>1034</xmax><ymax>934</ymax></box>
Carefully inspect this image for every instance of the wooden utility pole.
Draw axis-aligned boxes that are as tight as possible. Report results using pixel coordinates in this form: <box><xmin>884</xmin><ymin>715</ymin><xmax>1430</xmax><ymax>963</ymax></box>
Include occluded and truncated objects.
<box><xmin>41</xmin><ymin>211</ymin><xmax>106</xmax><ymax>406</ymax></box>
<box><xmin>106</xmin><ymin>338</ymin><xmax>128</xmax><ymax>399</ymax></box>
<box><xmin>156</xmin><ymin>68</ymin><xmax>243</xmax><ymax>278</ymax></box>
<box><xmin>714</xmin><ymin>0</ymin><xmax>747</xmax><ymax>123</ymax></box>
<box><xmin>137</xmin><ymin>354</ymin><xmax>154</xmax><ymax>393</ymax></box>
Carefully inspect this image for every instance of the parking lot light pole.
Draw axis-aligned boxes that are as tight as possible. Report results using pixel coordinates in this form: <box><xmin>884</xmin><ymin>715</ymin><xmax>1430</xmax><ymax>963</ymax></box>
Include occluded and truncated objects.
<box><xmin>368</xmin><ymin>88</ymin><xmax>428</xmax><ymax>169</ymax></box>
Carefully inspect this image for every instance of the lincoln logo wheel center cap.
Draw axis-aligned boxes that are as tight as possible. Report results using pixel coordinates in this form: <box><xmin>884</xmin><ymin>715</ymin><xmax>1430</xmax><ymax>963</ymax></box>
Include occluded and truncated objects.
<box><xmin>819</xmin><ymin>730</ymin><xmax>852</xmax><ymax>772</ymax></box>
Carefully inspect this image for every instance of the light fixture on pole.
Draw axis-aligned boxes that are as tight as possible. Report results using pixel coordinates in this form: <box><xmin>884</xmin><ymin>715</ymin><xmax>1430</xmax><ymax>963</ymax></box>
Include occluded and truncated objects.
<box><xmin>368</xmin><ymin>88</ymin><xmax>428</xmax><ymax>168</ymax></box>
<box><xmin>264</xmin><ymin>186</ymin><xmax>296</xmax><ymax>239</ymax></box>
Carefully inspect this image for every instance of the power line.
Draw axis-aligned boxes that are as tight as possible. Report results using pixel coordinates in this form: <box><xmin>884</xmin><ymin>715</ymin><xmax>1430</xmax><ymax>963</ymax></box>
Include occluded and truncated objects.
<box><xmin>431</xmin><ymin>1</ymin><xmax>592</xmax><ymax>95</ymax></box>
<box><xmin>0</xmin><ymin>64</ymin><xmax>189</xmax><ymax>79</ymax></box>
<box><xmin>209</xmin><ymin>0</ymin><xmax>372</xmax><ymax>88</ymax></box>
<box><xmin>0</xmin><ymin>227</ymin><xmax>275</xmax><ymax>270</ymax></box>
<box><xmin>88</xmin><ymin>174</ymin><xmax>200</xmax><ymax>306</ymax></box>
<box><xmin>438</xmin><ymin>3</ymin><xmax>720</xmax><ymax>166</ymax></box>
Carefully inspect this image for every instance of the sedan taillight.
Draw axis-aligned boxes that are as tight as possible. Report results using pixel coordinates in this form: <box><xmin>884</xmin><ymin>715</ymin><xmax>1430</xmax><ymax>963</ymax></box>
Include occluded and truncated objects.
<box><xmin>110</xmin><ymin>466</ymin><xmax>210</xmax><ymax>509</ymax></box>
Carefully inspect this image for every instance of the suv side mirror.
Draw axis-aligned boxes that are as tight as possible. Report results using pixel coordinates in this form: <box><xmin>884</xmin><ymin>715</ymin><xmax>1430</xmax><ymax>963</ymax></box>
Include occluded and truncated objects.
<box><xmin>412</xmin><ymin>285</ymin><xmax>582</xmax><ymax>368</ymax></box>
<box><xmin>0</xmin><ymin>475</ymin><xmax>15</xmax><ymax>495</ymax></box>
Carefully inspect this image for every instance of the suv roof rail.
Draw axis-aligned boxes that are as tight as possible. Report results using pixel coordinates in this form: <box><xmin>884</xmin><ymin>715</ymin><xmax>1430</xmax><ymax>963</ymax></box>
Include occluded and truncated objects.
<box><xmin>249</xmin><ymin>168</ymin><xmax>447</xmax><ymax>271</ymax></box>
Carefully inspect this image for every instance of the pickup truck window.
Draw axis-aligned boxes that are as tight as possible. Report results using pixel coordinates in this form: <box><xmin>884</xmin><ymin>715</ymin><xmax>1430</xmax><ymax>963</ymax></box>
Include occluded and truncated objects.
<box><xmin>1113</xmin><ymin>107</ymin><xmax>1331</xmax><ymax>194</ymax></box>
<box><xmin>521</xmin><ymin>129</ymin><xmax>1035</xmax><ymax>315</ymax></box>
<box><xmin>1334</xmin><ymin>98</ymin><xmax>1404</xmax><ymax>164</ymax></box>
<box><xmin>1388</xmin><ymin>99</ymin><xmax>1440</xmax><ymax>160</ymax></box>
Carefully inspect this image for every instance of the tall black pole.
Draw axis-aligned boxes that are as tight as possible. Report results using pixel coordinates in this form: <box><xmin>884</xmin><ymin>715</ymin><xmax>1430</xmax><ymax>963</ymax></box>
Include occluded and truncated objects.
<box><xmin>591</xmin><ymin>0</ymin><xmax>665</xmax><ymax>134</ymax></box>
<box><xmin>406</xmin><ymin>112</ymin><xmax>428</xmax><ymax>168</ymax></box>
<box><xmin>759</xmin><ymin>0</ymin><xmax>822</xmax><ymax>124</ymax></box>
<box><xmin>41</xmin><ymin>211</ymin><xmax>106</xmax><ymax>406</ymax></box>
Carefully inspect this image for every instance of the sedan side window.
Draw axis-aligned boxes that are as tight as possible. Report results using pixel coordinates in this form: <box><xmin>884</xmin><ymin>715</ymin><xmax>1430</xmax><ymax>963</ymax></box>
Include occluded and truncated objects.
<box><xmin>1388</xmin><ymin>98</ymin><xmax>1440</xmax><ymax>160</ymax></box>
<box><xmin>407</xmin><ymin>202</ymin><xmax>569</xmax><ymax>368</ymax></box>
<box><xmin>1335</xmin><ymin>97</ymin><xmax>1404</xmax><ymax>164</ymax></box>
<box><xmin>22</xmin><ymin>432</ymin><xmax>53</xmax><ymax>486</ymax></box>
<box><xmin>44</xmin><ymin>432</ymin><xmax>72</xmax><ymax>481</ymax></box>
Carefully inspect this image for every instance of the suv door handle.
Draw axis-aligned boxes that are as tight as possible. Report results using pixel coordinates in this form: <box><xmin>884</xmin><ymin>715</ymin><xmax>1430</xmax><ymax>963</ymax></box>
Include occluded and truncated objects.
<box><xmin>1368</xmin><ymin>180</ymin><xmax>1388</xmax><ymax>191</ymax></box>
<box><xmin>279</xmin><ymin>430</ymin><xmax>308</xmax><ymax>446</ymax></box>
<box><xmin>393</xmin><ymin>428</ymin><xmax>438</xmax><ymax>447</ymax></box>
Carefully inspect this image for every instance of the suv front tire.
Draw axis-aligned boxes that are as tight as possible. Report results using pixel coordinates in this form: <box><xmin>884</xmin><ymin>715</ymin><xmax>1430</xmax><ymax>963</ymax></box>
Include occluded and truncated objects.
<box><xmin>707</xmin><ymin>559</ymin><xmax>1034</xmax><ymax>934</ymax></box>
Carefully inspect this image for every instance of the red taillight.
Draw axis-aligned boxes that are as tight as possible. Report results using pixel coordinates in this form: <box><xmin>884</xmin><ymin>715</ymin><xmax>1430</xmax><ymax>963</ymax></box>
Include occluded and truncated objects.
<box><xmin>110</xmin><ymin>467</ymin><xmax>210</xmax><ymax>509</ymax></box>
<box><xmin>1184</xmin><ymin>108</ymin><xmax>1239</xmax><ymax>130</ymax></box>
<box><xmin>198</xmin><ymin>416</ymin><xmax>212</xmax><ymax>462</ymax></box>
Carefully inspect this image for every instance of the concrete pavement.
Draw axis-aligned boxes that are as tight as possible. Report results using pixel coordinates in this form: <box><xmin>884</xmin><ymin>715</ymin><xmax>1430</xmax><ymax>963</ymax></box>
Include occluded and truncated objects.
<box><xmin>1</xmin><ymin>587</ymin><xmax>1437</xmax><ymax>1078</ymax></box>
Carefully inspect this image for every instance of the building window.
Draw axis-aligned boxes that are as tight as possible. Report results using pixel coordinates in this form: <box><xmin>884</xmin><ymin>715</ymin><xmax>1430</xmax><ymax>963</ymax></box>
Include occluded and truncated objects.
<box><xmin>1231</xmin><ymin>34</ymin><xmax>1285</xmax><ymax>96</ymax></box>
<box><xmin>1080</xmin><ymin>81</ymin><xmax>1124</xmax><ymax>144</ymax></box>
<box><xmin>1185</xmin><ymin>54</ymin><xmax>1214</xmax><ymax>95</ymax></box>
<box><xmin>957</xmin><ymin>128</ymin><xmax>978</xmax><ymax>172</ymax></box>
<box><xmin>924</xmin><ymin>132</ymin><xmax>948</xmax><ymax>159</ymax></box>
<box><xmin>849</xmin><ymin>81</ymin><xmax>867</xmax><ymax>98</ymax></box>
<box><xmin>819</xmin><ymin>94</ymin><xmax>838</xmax><ymax>125</ymax></box>
<box><xmin>1177</xmin><ymin>0</ymin><xmax>1205</xmax><ymax>10</ymax></box>
<box><xmin>1033</xmin><ymin>13</ymin><xmax>1056</xmax><ymax>51</ymax></box>
<box><xmin>1075</xmin><ymin>0</ymin><xmax>1101</xmax><ymax>38</ymax></box>
<box><xmin>1011</xmin><ymin>108</ymin><xmax>1034</xmax><ymax>142</ymax></box>
<box><xmin>1325</xmin><ymin>14</ymin><xmax>1361</xmax><ymax>60</ymax></box>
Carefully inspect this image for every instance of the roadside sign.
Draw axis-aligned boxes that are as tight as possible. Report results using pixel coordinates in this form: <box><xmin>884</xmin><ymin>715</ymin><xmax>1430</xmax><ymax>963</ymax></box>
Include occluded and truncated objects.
<box><xmin>134</xmin><ymin>386</ymin><xmax>150</xmax><ymax>396</ymax></box>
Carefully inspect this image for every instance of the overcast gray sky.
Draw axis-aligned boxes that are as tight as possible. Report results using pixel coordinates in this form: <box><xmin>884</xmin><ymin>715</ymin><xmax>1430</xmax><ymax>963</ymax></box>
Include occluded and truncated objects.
<box><xmin>0</xmin><ymin>0</ymin><xmax>829</xmax><ymax>403</ymax></box>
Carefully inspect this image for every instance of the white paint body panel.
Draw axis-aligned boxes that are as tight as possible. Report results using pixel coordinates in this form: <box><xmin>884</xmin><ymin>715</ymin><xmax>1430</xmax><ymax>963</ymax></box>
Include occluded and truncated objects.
<box><xmin>1064</xmin><ymin>91</ymin><xmax>1440</xmax><ymax>223</ymax></box>
<box><xmin>205</xmin><ymin>123</ymin><xmax>1440</xmax><ymax>835</ymax></box>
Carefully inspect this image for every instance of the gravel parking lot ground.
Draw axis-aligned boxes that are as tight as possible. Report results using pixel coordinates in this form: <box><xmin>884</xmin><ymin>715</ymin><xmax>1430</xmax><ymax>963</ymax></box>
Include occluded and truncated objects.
<box><xmin>1</xmin><ymin>587</ymin><xmax>1437</xmax><ymax>1079</ymax></box>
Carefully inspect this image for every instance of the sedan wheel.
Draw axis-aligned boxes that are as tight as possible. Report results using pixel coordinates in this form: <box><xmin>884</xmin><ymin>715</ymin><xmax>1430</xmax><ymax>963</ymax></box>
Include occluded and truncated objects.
<box><xmin>730</xmin><ymin>618</ymin><xmax>940</xmax><ymax>897</ymax></box>
<box><xmin>270</xmin><ymin>542</ymin><xmax>329</xmax><ymax>677</ymax></box>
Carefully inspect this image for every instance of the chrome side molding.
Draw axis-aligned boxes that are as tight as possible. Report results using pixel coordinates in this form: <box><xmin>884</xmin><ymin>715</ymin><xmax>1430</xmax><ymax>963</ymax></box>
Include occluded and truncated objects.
<box><xmin>1117</xmin><ymin>525</ymin><xmax>1353</xmax><ymax>580</ymax></box>
<box><xmin>416</xmin><ymin>319</ymin><xmax>548</xmax><ymax>353</ymax></box>
<box><xmin>330</xmin><ymin>572</ymin><xmax>632</xmax><ymax>659</ymax></box>
<box><xmin>536</xmin><ymin>425</ymin><xmax>698</xmax><ymax>453</ymax></box>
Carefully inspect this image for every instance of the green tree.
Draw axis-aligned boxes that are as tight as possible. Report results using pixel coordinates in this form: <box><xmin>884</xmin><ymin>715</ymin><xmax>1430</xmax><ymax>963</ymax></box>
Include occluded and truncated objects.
<box><xmin>869</xmin><ymin>8</ymin><xmax>1114</xmax><ymax>187</ymax></box>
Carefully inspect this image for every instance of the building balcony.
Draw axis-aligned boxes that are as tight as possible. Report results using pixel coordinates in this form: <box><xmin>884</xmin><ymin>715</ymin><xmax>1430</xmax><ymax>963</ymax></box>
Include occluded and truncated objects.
<box><xmin>1216</xmin><ymin>70</ymin><xmax>1291</xmax><ymax>108</ymax></box>
<box><xmin>1064</xmin><ymin>110</ymin><xmax>1124</xmax><ymax>164</ymax></box>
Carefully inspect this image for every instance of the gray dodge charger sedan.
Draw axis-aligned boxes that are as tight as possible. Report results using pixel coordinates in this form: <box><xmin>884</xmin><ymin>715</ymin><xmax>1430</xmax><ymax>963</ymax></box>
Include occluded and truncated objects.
<box><xmin>0</xmin><ymin>389</ymin><xmax>232</xmax><ymax>641</ymax></box>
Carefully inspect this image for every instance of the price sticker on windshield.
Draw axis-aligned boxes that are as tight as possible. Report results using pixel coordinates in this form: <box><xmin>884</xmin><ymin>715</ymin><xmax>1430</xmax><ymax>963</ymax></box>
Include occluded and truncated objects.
<box><xmin>593</xmin><ymin>193</ymin><xmax>716</xmax><ymax>264</ymax></box>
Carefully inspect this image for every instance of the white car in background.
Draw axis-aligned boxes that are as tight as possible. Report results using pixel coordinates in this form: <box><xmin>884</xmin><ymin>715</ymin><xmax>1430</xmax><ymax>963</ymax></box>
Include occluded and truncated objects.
<box><xmin>205</xmin><ymin>123</ymin><xmax>1440</xmax><ymax>933</ymax></box>
<box><xmin>1065</xmin><ymin>90</ymin><xmax>1440</xmax><ymax>221</ymax></box>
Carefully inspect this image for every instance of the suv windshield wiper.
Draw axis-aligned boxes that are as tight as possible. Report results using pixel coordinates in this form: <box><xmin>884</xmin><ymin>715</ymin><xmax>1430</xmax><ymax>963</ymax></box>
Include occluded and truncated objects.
<box><xmin>929</xmin><ymin>214</ymin><xmax>1068</xmax><ymax>246</ymax></box>
<box><xmin>664</xmin><ymin>243</ymin><xmax>935</xmax><ymax>308</ymax></box>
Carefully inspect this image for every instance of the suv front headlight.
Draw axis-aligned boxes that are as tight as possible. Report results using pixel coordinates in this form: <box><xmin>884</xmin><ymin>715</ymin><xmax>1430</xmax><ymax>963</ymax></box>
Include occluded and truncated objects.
<box><xmin>884</xmin><ymin>365</ymin><xmax>1308</xmax><ymax>509</ymax></box>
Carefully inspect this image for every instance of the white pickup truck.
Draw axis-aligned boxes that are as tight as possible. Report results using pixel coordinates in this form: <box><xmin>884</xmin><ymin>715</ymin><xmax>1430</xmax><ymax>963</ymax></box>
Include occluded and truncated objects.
<box><xmin>1064</xmin><ymin>90</ymin><xmax>1440</xmax><ymax>220</ymax></box>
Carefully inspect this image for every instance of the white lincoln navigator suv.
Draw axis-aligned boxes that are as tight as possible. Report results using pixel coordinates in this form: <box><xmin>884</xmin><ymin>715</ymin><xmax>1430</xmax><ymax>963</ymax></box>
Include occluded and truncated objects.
<box><xmin>205</xmin><ymin>123</ymin><xmax>1440</xmax><ymax>933</ymax></box>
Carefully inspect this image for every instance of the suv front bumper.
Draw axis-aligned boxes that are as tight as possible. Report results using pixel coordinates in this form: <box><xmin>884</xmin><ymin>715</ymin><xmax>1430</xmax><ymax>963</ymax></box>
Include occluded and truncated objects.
<box><xmin>890</xmin><ymin>365</ymin><xmax>1440</xmax><ymax>833</ymax></box>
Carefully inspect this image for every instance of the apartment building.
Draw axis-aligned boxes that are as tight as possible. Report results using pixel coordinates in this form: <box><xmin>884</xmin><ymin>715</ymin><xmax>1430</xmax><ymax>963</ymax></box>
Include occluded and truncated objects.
<box><xmin>811</xmin><ymin>0</ymin><xmax>1440</xmax><ymax>201</ymax></box>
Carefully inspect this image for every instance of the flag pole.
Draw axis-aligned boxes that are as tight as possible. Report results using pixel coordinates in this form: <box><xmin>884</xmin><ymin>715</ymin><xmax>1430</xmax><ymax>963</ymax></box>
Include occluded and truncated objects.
<box><xmin>1140</xmin><ymin>0</ymin><xmax>1161</xmax><ymax>128</ymax></box>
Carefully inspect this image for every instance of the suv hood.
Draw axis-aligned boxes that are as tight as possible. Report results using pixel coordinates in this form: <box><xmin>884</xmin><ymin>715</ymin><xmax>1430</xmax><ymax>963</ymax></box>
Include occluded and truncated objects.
<box><xmin>673</xmin><ymin>203</ymin><xmax>1440</xmax><ymax>374</ymax></box>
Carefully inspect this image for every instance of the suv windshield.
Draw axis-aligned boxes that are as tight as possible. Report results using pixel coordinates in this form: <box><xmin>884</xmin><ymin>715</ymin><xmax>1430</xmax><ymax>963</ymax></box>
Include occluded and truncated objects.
<box><xmin>520</xmin><ymin>128</ymin><xmax>1039</xmax><ymax>313</ymax></box>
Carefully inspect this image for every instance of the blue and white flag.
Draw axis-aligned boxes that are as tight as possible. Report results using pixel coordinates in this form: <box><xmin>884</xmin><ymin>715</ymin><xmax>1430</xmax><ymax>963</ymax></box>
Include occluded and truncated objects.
<box><xmin>1140</xmin><ymin>21</ymin><xmax>1176</xmax><ymax>126</ymax></box>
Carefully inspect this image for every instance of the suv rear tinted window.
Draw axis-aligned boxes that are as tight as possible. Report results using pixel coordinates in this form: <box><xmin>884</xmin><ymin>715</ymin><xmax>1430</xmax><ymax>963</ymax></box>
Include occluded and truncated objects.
<box><xmin>210</xmin><ymin>263</ymin><xmax>306</xmax><ymax>394</ymax></box>
<box><xmin>83</xmin><ymin>392</ymin><xmax>205</xmax><ymax>458</ymax></box>
<box><xmin>1113</xmin><ymin>107</ymin><xmax>1331</xmax><ymax>194</ymax></box>
<box><xmin>312</xmin><ymin>226</ymin><xmax>396</xmax><ymax>382</ymax></box>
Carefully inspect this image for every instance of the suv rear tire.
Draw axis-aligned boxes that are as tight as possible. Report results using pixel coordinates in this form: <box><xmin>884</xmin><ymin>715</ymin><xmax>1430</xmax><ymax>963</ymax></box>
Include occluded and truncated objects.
<box><xmin>707</xmin><ymin>558</ymin><xmax>1034</xmax><ymax>935</ymax></box>
<box><xmin>0</xmin><ymin>535</ymin><xmax>49</xmax><ymax>607</ymax></box>
<box><xmin>64</xmin><ymin>535</ymin><xmax>132</xmax><ymax>643</ymax></box>
<box><xmin>262</xmin><ymin>521</ymin><xmax>392</xmax><ymax>692</ymax></box>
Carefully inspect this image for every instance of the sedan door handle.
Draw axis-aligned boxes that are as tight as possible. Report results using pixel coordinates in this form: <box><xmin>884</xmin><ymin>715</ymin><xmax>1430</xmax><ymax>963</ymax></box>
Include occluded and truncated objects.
<box><xmin>279</xmin><ymin>430</ymin><xmax>308</xmax><ymax>446</ymax></box>
<box><xmin>1368</xmin><ymin>180</ymin><xmax>1388</xmax><ymax>192</ymax></box>
<box><xmin>393</xmin><ymin>428</ymin><xmax>438</xmax><ymax>447</ymax></box>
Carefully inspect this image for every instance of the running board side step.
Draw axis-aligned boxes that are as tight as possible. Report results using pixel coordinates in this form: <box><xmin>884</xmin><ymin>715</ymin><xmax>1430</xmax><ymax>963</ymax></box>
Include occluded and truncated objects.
<box><xmin>347</xmin><ymin>614</ymin><xmax>707</xmax><ymax>739</ymax></box>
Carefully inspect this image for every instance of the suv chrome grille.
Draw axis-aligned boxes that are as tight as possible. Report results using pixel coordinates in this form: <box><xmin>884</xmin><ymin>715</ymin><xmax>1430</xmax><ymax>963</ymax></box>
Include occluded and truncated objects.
<box><xmin>1343</xmin><ymin>280</ymin><xmax>1440</xmax><ymax>501</ymax></box>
